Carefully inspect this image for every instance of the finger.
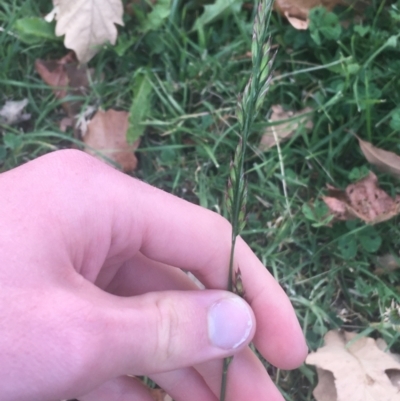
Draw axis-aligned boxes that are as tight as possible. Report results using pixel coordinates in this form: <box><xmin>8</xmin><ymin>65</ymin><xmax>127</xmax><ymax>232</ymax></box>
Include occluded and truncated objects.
<box><xmin>105</xmin><ymin>257</ymin><xmax>287</xmax><ymax>401</ymax></box>
<box><xmin>78</xmin><ymin>376</ymin><xmax>154</xmax><ymax>401</ymax></box>
<box><xmin>195</xmin><ymin>349</ymin><xmax>285</xmax><ymax>401</ymax></box>
<box><xmin>79</xmin><ymin>284</ymin><xmax>256</xmax><ymax>375</ymax></box>
<box><xmin>151</xmin><ymin>367</ymin><xmax>217</xmax><ymax>401</ymax></box>
<box><xmin>102</xmin><ymin>246</ymin><xmax>304</xmax><ymax>372</ymax></box>
<box><xmin>102</xmin><ymin>252</ymin><xmax>199</xmax><ymax>296</ymax></box>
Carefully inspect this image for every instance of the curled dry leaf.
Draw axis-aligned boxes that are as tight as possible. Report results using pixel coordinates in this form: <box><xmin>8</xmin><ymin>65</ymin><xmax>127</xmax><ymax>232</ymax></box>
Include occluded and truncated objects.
<box><xmin>0</xmin><ymin>98</ymin><xmax>30</xmax><ymax>125</ymax></box>
<box><xmin>357</xmin><ymin>136</ymin><xmax>400</xmax><ymax>180</ymax></box>
<box><xmin>322</xmin><ymin>171</ymin><xmax>400</xmax><ymax>224</ymax></box>
<box><xmin>274</xmin><ymin>0</ymin><xmax>362</xmax><ymax>29</ymax></box>
<box><xmin>259</xmin><ymin>105</ymin><xmax>313</xmax><ymax>151</ymax></box>
<box><xmin>84</xmin><ymin>109</ymin><xmax>139</xmax><ymax>172</ymax></box>
<box><xmin>274</xmin><ymin>0</ymin><xmax>342</xmax><ymax>29</ymax></box>
<box><xmin>35</xmin><ymin>52</ymin><xmax>92</xmax><ymax>117</ymax></box>
<box><xmin>55</xmin><ymin>0</ymin><xmax>124</xmax><ymax>63</ymax></box>
<box><xmin>306</xmin><ymin>330</ymin><xmax>400</xmax><ymax>401</ymax></box>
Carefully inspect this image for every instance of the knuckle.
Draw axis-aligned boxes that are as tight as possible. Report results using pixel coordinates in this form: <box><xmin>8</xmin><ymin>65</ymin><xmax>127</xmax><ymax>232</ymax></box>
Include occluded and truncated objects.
<box><xmin>153</xmin><ymin>297</ymin><xmax>181</xmax><ymax>365</ymax></box>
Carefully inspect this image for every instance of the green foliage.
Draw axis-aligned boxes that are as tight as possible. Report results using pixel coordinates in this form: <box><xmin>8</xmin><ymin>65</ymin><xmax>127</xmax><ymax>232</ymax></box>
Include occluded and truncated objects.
<box><xmin>140</xmin><ymin>0</ymin><xmax>172</xmax><ymax>33</ymax></box>
<box><xmin>337</xmin><ymin>223</ymin><xmax>382</xmax><ymax>260</ymax></box>
<box><xmin>302</xmin><ymin>200</ymin><xmax>332</xmax><ymax>227</ymax></box>
<box><xmin>127</xmin><ymin>70</ymin><xmax>153</xmax><ymax>143</ymax></box>
<box><xmin>13</xmin><ymin>17</ymin><xmax>57</xmax><ymax>44</ymax></box>
<box><xmin>348</xmin><ymin>166</ymin><xmax>370</xmax><ymax>181</ymax></box>
<box><xmin>309</xmin><ymin>7</ymin><xmax>342</xmax><ymax>45</ymax></box>
<box><xmin>192</xmin><ymin>0</ymin><xmax>243</xmax><ymax>31</ymax></box>
<box><xmin>390</xmin><ymin>108</ymin><xmax>400</xmax><ymax>131</ymax></box>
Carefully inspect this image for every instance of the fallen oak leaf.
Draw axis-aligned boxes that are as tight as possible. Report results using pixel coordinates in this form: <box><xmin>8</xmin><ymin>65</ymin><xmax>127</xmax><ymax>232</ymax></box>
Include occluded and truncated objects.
<box><xmin>322</xmin><ymin>171</ymin><xmax>400</xmax><ymax>224</ymax></box>
<box><xmin>55</xmin><ymin>0</ymin><xmax>124</xmax><ymax>63</ymax></box>
<box><xmin>84</xmin><ymin>109</ymin><xmax>139</xmax><ymax>172</ymax></box>
<box><xmin>306</xmin><ymin>330</ymin><xmax>400</xmax><ymax>401</ymax></box>
<box><xmin>259</xmin><ymin>105</ymin><xmax>313</xmax><ymax>151</ymax></box>
<box><xmin>357</xmin><ymin>135</ymin><xmax>400</xmax><ymax>180</ymax></box>
<box><xmin>35</xmin><ymin>52</ymin><xmax>93</xmax><ymax>118</ymax></box>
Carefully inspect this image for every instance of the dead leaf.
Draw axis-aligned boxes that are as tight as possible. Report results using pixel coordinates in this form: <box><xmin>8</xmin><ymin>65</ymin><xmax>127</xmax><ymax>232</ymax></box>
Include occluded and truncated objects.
<box><xmin>55</xmin><ymin>0</ymin><xmax>124</xmax><ymax>63</ymax></box>
<box><xmin>0</xmin><ymin>99</ymin><xmax>30</xmax><ymax>125</ymax></box>
<box><xmin>274</xmin><ymin>0</ymin><xmax>338</xmax><ymax>29</ymax></box>
<box><xmin>59</xmin><ymin>117</ymin><xmax>74</xmax><ymax>132</ymax></box>
<box><xmin>306</xmin><ymin>330</ymin><xmax>400</xmax><ymax>401</ymax></box>
<box><xmin>374</xmin><ymin>254</ymin><xmax>400</xmax><ymax>275</ymax></box>
<box><xmin>274</xmin><ymin>0</ymin><xmax>362</xmax><ymax>29</ymax></box>
<box><xmin>357</xmin><ymin>136</ymin><xmax>400</xmax><ymax>180</ymax></box>
<box><xmin>285</xmin><ymin>12</ymin><xmax>309</xmax><ymax>30</ymax></box>
<box><xmin>322</xmin><ymin>171</ymin><xmax>400</xmax><ymax>224</ymax></box>
<box><xmin>35</xmin><ymin>52</ymin><xmax>93</xmax><ymax>118</ymax></box>
<box><xmin>259</xmin><ymin>105</ymin><xmax>313</xmax><ymax>151</ymax></box>
<box><xmin>84</xmin><ymin>109</ymin><xmax>139</xmax><ymax>172</ymax></box>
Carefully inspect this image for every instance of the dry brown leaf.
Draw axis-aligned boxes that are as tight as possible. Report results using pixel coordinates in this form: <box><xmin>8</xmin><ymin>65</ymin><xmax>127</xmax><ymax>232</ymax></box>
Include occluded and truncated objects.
<box><xmin>274</xmin><ymin>0</ymin><xmax>341</xmax><ymax>29</ymax></box>
<box><xmin>322</xmin><ymin>171</ymin><xmax>400</xmax><ymax>224</ymax></box>
<box><xmin>376</xmin><ymin>338</ymin><xmax>400</xmax><ymax>387</ymax></box>
<box><xmin>84</xmin><ymin>109</ymin><xmax>139</xmax><ymax>172</ymax></box>
<box><xmin>0</xmin><ymin>98</ymin><xmax>30</xmax><ymax>125</ymax></box>
<box><xmin>259</xmin><ymin>105</ymin><xmax>313</xmax><ymax>151</ymax></box>
<box><xmin>274</xmin><ymin>0</ymin><xmax>363</xmax><ymax>29</ymax></box>
<box><xmin>285</xmin><ymin>12</ymin><xmax>309</xmax><ymax>29</ymax></box>
<box><xmin>55</xmin><ymin>0</ymin><xmax>123</xmax><ymax>63</ymax></box>
<box><xmin>59</xmin><ymin>117</ymin><xmax>74</xmax><ymax>132</ymax></box>
<box><xmin>306</xmin><ymin>330</ymin><xmax>400</xmax><ymax>401</ymax></box>
<box><xmin>357</xmin><ymin>136</ymin><xmax>400</xmax><ymax>180</ymax></box>
<box><xmin>374</xmin><ymin>253</ymin><xmax>400</xmax><ymax>275</ymax></box>
<box><xmin>35</xmin><ymin>52</ymin><xmax>92</xmax><ymax>117</ymax></box>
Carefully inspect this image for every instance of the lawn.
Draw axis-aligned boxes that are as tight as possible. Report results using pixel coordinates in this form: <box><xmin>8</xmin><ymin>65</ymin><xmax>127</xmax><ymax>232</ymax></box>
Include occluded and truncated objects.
<box><xmin>1</xmin><ymin>0</ymin><xmax>400</xmax><ymax>400</ymax></box>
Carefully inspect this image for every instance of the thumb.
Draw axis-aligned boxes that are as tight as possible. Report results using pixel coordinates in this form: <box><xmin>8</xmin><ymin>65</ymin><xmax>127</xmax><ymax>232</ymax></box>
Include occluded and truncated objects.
<box><xmin>101</xmin><ymin>289</ymin><xmax>255</xmax><ymax>375</ymax></box>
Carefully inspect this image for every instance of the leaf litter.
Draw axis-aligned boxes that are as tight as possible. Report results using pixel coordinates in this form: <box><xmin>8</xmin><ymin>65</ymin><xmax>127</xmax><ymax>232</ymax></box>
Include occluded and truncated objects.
<box><xmin>259</xmin><ymin>105</ymin><xmax>313</xmax><ymax>151</ymax></box>
<box><xmin>54</xmin><ymin>0</ymin><xmax>124</xmax><ymax>63</ymax></box>
<box><xmin>306</xmin><ymin>330</ymin><xmax>400</xmax><ymax>401</ymax></box>
<box><xmin>35</xmin><ymin>51</ymin><xmax>93</xmax><ymax>118</ymax></box>
<box><xmin>274</xmin><ymin>0</ymin><xmax>342</xmax><ymax>29</ymax></box>
<box><xmin>322</xmin><ymin>171</ymin><xmax>400</xmax><ymax>224</ymax></box>
<box><xmin>0</xmin><ymin>99</ymin><xmax>31</xmax><ymax>126</ymax></box>
<box><xmin>357</xmin><ymin>136</ymin><xmax>400</xmax><ymax>179</ymax></box>
<box><xmin>83</xmin><ymin>109</ymin><xmax>140</xmax><ymax>172</ymax></box>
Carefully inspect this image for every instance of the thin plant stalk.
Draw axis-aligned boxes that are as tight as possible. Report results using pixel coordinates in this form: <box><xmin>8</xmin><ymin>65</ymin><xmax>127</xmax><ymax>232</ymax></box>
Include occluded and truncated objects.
<box><xmin>220</xmin><ymin>0</ymin><xmax>275</xmax><ymax>400</ymax></box>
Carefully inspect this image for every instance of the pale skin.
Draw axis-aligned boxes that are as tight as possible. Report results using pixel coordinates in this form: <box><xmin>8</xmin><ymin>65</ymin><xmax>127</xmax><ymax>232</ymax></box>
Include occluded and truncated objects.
<box><xmin>0</xmin><ymin>150</ymin><xmax>307</xmax><ymax>401</ymax></box>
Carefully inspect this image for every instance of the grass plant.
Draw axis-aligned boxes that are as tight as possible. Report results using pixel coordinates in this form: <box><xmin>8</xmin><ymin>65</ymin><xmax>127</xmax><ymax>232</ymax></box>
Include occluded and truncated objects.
<box><xmin>221</xmin><ymin>0</ymin><xmax>274</xmax><ymax>399</ymax></box>
<box><xmin>1</xmin><ymin>0</ymin><xmax>400</xmax><ymax>400</ymax></box>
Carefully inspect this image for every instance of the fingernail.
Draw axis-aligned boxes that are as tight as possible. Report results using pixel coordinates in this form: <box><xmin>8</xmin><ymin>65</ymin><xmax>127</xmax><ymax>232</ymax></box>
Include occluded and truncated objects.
<box><xmin>208</xmin><ymin>297</ymin><xmax>253</xmax><ymax>350</ymax></box>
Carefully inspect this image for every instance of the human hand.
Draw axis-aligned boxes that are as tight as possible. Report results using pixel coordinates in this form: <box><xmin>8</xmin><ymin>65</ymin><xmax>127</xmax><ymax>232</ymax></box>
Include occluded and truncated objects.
<box><xmin>0</xmin><ymin>150</ymin><xmax>307</xmax><ymax>401</ymax></box>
